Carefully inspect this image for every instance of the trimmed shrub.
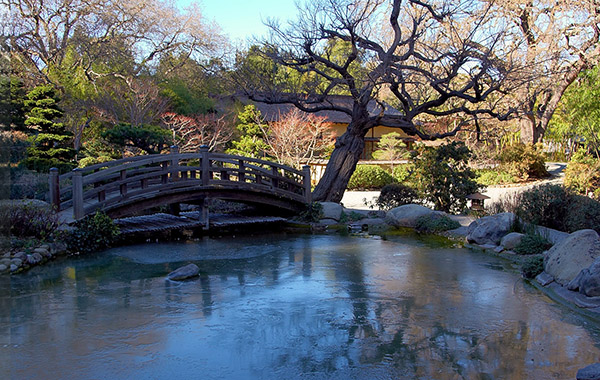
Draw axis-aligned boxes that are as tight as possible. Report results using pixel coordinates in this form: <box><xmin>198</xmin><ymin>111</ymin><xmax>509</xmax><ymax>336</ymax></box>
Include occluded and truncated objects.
<box><xmin>476</xmin><ymin>168</ymin><xmax>517</xmax><ymax>186</ymax></box>
<box><xmin>521</xmin><ymin>256</ymin><xmax>544</xmax><ymax>279</ymax></box>
<box><xmin>347</xmin><ymin>165</ymin><xmax>394</xmax><ymax>190</ymax></box>
<box><xmin>514</xmin><ymin>233</ymin><xmax>553</xmax><ymax>255</ymax></box>
<box><xmin>376</xmin><ymin>183</ymin><xmax>419</xmax><ymax>210</ymax></box>
<box><xmin>515</xmin><ymin>184</ymin><xmax>571</xmax><ymax>231</ymax></box>
<box><xmin>498</xmin><ymin>143</ymin><xmax>549</xmax><ymax>181</ymax></box>
<box><xmin>63</xmin><ymin>211</ymin><xmax>120</xmax><ymax>253</ymax></box>
<box><xmin>415</xmin><ymin>214</ymin><xmax>461</xmax><ymax>233</ymax></box>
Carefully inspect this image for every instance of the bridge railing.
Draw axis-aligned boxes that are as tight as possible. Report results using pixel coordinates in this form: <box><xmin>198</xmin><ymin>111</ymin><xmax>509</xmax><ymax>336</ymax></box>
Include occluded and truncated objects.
<box><xmin>50</xmin><ymin>146</ymin><xmax>312</xmax><ymax>220</ymax></box>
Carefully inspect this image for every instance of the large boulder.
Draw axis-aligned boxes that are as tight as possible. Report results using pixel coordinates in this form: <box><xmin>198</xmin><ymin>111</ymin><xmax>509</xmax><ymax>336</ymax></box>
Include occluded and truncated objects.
<box><xmin>500</xmin><ymin>232</ymin><xmax>524</xmax><ymax>250</ymax></box>
<box><xmin>167</xmin><ymin>263</ymin><xmax>200</xmax><ymax>281</ymax></box>
<box><xmin>567</xmin><ymin>257</ymin><xmax>600</xmax><ymax>297</ymax></box>
<box><xmin>544</xmin><ymin>229</ymin><xmax>600</xmax><ymax>286</ymax></box>
<box><xmin>320</xmin><ymin>202</ymin><xmax>343</xmax><ymax>221</ymax></box>
<box><xmin>385</xmin><ymin>204</ymin><xmax>440</xmax><ymax>228</ymax></box>
<box><xmin>466</xmin><ymin>212</ymin><xmax>515</xmax><ymax>245</ymax></box>
<box><xmin>577</xmin><ymin>363</ymin><xmax>600</xmax><ymax>380</ymax></box>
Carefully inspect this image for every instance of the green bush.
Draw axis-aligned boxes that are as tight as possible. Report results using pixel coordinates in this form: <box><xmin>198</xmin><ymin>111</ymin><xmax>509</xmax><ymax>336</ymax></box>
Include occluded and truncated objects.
<box><xmin>298</xmin><ymin>202</ymin><xmax>323</xmax><ymax>223</ymax></box>
<box><xmin>376</xmin><ymin>183</ymin><xmax>419</xmax><ymax>210</ymax></box>
<box><xmin>512</xmin><ymin>184</ymin><xmax>600</xmax><ymax>233</ymax></box>
<box><xmin>514</xmin><ymin>233</ymin><xmax>553</xmax><ymax>255</ymax></box>
<box><xmin>392</xmin><ymin>164</ymin><xmax>413</xmax><ymax>183</ymax></box>
<box><xmin>498</xmin><ymin>143</ymin><xmax>549</xmax><ymax>181</ymax></box>
<box><xmin>63</xmin><ymin>211</ymin><xmax>120</xmax><ymax>253</ymax></box>
<box><xmin>564</xmin><ymin>150</ymin><xmax>600</xmax><ymax>198</ymax></box>
<box><xmin>521</xmin><ymin>256</ymin><xmax>544</xmax><ymax>279</ymax></box>
<box><xmin>78</xmin><ymin>155</ymin><xmax>113</xmax><ymax>168</ymax></box>
<box><xmin>0</xmin><ymin>200</ymin><xmax>59</xmax><ymax>240</ymax></box>
<box><xmin>564</xmin><ymin>195</ymin><xmax>600</xmax><ymax>233</ymax></box>
<box><xmin>515</xmin><ymin>184</ymin><xmax>571</xmax><ymax>231</ymax></box>
<box><xmin>415</xmin><ymin>214</ymin><xmax>461</xmax><ymax>233</ymax></box>
<box><xmin>347</xmin><ymin>165</ymin><xmax>394</xmax><ymax>190</ymax></box>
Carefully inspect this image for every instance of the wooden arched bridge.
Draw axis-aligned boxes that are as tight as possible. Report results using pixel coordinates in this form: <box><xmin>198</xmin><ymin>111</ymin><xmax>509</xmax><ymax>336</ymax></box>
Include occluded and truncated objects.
<box><xmin>50</xmin><ymin>147</ymin><xmax>312</xmax><ymax>223</ymax></box>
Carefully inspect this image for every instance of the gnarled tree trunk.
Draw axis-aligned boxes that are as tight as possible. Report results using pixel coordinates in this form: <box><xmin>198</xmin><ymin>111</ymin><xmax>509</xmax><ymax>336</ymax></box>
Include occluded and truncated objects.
<box><xmin>312</xmin><ymin>120</ymin><xmax>369</xmax><ymax>202</ymax></box>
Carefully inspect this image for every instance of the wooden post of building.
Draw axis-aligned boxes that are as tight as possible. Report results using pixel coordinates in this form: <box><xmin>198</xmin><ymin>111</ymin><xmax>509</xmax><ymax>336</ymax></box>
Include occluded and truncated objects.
<box><xmin>302</xmin><ymin>165</ymin><xmax>312</xmax><ymax>203</ymax></box>
<box><xmin>170</xmin><ymin>145</ymin><xmax>179</xmax><ymax>181</ymax></box>
<box><xmin>200</xmin><ymin>145</ymin><xmax>210</xmax><ymax>186</ymax></box>
<box><xmin>72</xmin><ymin>168</ymin><xmax>84</xmax><ymax>220</ymax></box>
<box><xmin>49</xmin><ymin>168</ymin><xmax>60</xmax><ymax>210</ymax></box>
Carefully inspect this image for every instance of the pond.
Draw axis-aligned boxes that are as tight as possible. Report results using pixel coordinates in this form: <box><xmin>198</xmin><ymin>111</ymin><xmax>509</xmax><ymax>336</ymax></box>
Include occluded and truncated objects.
<box><xmin>2</xmin><ymin>232</ymin><xmax>599</xmax><ymax>379</ymax></box>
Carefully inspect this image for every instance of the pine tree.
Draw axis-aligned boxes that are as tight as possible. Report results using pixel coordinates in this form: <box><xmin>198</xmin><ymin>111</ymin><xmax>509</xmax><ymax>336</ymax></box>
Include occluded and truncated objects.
<box><xmin>23</xmin><ymin>85</ymin><xmax>75</xmax><ymax>172</ymax></box>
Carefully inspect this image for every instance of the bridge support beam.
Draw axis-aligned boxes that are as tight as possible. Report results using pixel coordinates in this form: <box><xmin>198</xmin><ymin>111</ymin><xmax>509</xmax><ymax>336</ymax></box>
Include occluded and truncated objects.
<box><xmin>200</xmin><ymin>198</ymin><xmax>209</xmax><ymax>230</ymax></box>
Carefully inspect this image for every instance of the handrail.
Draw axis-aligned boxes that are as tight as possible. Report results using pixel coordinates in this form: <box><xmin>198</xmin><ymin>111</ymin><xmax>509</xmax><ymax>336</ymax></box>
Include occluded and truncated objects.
<box><xmin>50</xmin><ymin>146</ymin><xmax>311</xmax><ymax>220</ymax></box>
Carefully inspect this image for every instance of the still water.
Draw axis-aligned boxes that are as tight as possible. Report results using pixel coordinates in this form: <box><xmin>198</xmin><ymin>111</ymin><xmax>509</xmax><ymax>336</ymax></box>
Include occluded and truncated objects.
<box><xmin>2</xmin><ymin>232</ymin><xmax>600</xmax><ymax>379</ymax></box>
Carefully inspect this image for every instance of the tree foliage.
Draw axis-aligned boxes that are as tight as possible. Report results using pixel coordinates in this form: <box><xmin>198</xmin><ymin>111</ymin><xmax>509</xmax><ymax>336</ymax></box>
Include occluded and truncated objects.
<box><xmin>101</xmin><ymin>123</ymin><xmax>170</xmax><ymax>155</ymax></box>
<box><xmin>22</xmin><ymin>85</ymin><xmax>75</xmax><ymax>172</ymax></box>
<box><xmin>226</xmin><ymin>105</ymin><xmax>270</xmax><ymax>158</ymax></box>
<box><xmin>548</xmin><ymin>67</ymin><xmax>600</xmax><ymax>158</ymax></box>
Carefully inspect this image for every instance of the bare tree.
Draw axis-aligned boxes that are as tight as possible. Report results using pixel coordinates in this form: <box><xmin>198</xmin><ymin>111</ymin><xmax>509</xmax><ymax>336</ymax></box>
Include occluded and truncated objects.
<box><xmin>160</xmin><ymin>112</ymin><xmax>234</xmax><ymax>152</ymax></box>
<box><xmin>3</xmin><ymin>0</ymin><xmax>224</xmax><ymax>84</ymax></box>
<box><xmin>236</xmin><ymin>0</ymin><xmax>521</xmax><ymax>201</ymax></box>
<box><xmin>487</xmin><ymin>0</ymin><xmax>600</xmax><ymax>143</ymax></box>
<box><xmin>262</xmin><ymin>108</ymin><xmax>334</xmax><ymax>169</ymax></box>
<box><xmin>94</xmin><ymin>77</ymin><xmax>170</xmax><ymax>127</ymax></box>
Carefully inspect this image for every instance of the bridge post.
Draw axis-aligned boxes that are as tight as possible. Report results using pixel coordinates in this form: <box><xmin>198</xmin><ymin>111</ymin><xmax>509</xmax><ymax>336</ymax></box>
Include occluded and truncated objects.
<box><xmin>72</xmin><ymin>168</ymin><xmax>84</xmax><ymax>220</ymax></box>
<box><xmin>200</xmin><ymin>145</ymin><xmax>210</xmax><ymax>186</ymax></box>
<box><xmin>170</xmin><ymin>145</ymin><xmax>179</xmax><ymax>181</ymax></box>
<box><xmin>302</xmin><ymin>165</ymin><xmax>312</xmax><ymax>203</ymax></box>
<box><xmin>49</xmin><ymin>168</ymin><xmax>60</xmax><ymax>210</ymax></box>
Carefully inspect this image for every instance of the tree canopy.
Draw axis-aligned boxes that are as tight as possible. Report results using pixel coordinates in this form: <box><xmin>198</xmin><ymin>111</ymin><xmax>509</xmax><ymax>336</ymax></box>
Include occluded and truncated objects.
<box><xmin>235</xmin><ymin>0</ymin><xmax>522</xmax><ymax>201</ymax></box>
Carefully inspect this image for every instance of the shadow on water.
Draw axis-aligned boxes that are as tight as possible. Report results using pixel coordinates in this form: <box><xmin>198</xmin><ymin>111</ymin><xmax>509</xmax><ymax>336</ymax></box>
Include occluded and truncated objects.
<box><xmin>2</xmin><ymin>232</ymin><xmax>600</xmax><ymax>379</ymax></box>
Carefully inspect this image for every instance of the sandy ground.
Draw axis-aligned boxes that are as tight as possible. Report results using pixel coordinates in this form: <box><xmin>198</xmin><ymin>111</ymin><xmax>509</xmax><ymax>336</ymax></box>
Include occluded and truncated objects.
<box><xmin>341</xmin><ymin>162</ymin><xmax>567</xmax><ymax>215</ymax></box>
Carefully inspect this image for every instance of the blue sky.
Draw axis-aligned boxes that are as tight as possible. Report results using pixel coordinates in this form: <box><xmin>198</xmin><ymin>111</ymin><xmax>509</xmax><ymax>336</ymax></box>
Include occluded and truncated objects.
<box><xmin>177</xmin><ymin>0</ymin><xmax>299</xmax><ymax>42</ymax></box>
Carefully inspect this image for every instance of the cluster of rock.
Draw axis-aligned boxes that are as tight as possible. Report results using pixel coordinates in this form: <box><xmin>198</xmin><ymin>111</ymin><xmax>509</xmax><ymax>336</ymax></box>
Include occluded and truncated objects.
<box><xmin>464</xmin><ymin>212</ymin><xmax>600</xmax><ymax>300</ymax></box>
<box><xmin>1</xmin><ymin>243</ymin><xmax>64</xmax><ymax>274</ymax></box>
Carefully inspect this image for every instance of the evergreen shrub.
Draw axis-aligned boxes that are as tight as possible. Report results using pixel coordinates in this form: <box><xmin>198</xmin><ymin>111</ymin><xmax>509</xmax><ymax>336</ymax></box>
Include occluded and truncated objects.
<box><xmin>347</xmin><ymin>165</ymin><xmax>394</xmax><ymax>190</ymax></box>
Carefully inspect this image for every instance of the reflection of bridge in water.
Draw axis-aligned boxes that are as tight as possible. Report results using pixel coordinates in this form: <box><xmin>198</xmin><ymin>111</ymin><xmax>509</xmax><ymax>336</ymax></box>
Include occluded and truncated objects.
<box><xmin>50</xmin><ymin>146</ymin><xmax>312</xmax><ymax>224</ymax></box>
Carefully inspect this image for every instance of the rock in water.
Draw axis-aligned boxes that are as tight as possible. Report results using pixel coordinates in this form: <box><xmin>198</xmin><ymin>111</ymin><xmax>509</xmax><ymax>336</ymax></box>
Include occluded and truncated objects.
<box><xmin>577</xmin><ymin>363</ymin><xmax>600</xmax><ymax>380</ymax></box>
<box><xmin>544</xmin><ymin>229</ymin><xmax>600</xmax><ymax>286</ymax></box>
<box><xmin>319</xmin><ymin>202</ymin><xmax>343</xmax><ymax>221</ymax></box>
<box><xmin>466</xmin><ymin>212</ymin><xmax>515</xmax><ymax>245</ymax></box>
<box><xmin>385</xmin><ymin>204</ymin><xmax>441</xmax><ymax>228</ymax></box>
<box><xmin>167</xmin><ymin>263</ymin><xmax>200</xmax><ymax>281</ymax></box>
<box><xmin>500</xmin><ymin>232</ymin><xmax>524</xmax><ymax>250</ymax></box>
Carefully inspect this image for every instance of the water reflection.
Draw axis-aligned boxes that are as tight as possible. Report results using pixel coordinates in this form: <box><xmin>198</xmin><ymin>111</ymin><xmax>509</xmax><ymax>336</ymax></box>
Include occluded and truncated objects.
<box><xmin>1</xmin><ymin>233</ymin><xmax>600</xmax><ymax>379</ymax></box>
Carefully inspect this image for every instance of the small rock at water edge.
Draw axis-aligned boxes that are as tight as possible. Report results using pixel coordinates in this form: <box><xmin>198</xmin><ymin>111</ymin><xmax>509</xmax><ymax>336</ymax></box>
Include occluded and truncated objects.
<box><xmin>577</xmin><ymin>363</ymin><xmax>600</xmax><ymax>380</ymax></box>
<box><xmin>0</xmin><ymin>264</ymin><xmax>7</xmax><ymax>272</ymax></box>
<box><xmin>167</xmin><ymin>263</ymin><xmax>200</xmax><ymax>281</ymax></box>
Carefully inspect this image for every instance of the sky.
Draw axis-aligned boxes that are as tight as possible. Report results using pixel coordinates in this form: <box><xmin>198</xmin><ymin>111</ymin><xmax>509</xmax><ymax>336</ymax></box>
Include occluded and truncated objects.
<box><xmin>177</xmin><ymin>0</ymin><xmax>299</xmax><ymax>43</ymax></box>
